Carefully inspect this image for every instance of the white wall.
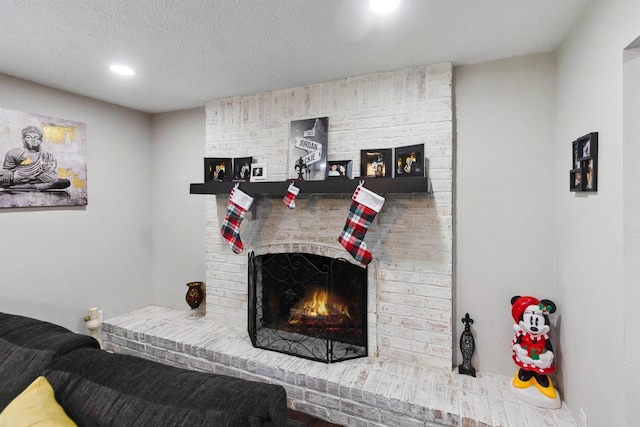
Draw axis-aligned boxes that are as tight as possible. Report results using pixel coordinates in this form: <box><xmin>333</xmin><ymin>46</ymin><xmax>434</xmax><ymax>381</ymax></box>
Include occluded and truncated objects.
<box><xmin>150</xmin><ymin>109</ymin><xmax>207</xmax><ymax>309</ymax></box>
<box><xmin>623</xmin><ymin>41</ymin><xmax>640</xmax><ymax>425</ymax></box>
<box><xmin>555</xmin><ymin>0</ymin><xmax>640</xmax><ymax>425</ymax></box>
<box><xmin>623</xmin><ymin>43</ymin><xmax>640</xmax><ymax>427</ymax></box>
<box><xmin>0</xmin><ymin>74</ymin><xmax>153</xmax><ymax>332</ymax></box>
<box><xmin>454</xmin><ymin>53</ymin><xmax>558</xmax><ymax>375</ymax></box>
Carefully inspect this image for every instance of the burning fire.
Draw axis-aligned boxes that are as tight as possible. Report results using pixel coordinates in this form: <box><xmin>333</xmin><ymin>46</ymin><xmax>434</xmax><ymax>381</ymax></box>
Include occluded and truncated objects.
<box><xmin>288</xmin><ymin>289</ymin><xmax>350</xmax><ymax>324</ymax></box>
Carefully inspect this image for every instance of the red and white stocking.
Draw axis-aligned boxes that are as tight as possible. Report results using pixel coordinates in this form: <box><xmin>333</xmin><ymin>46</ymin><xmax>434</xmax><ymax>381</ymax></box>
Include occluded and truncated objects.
<box><xmin>338</xmin><ymin>183</ymin><xmax>385</xmax><ymax>265</ymax></box>
<box><xmin>220</xmin><ymin>185</ymin><xmax>254</xmax><ymax>254</ymax></box>
<box><xmin>283</xmin><ymin>183</ymin><xmax>300</xmax><ymax>209</ymax></box>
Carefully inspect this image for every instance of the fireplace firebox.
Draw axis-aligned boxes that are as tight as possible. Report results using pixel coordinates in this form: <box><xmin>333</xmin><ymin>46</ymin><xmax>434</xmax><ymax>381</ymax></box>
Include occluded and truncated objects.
<box><xmin>248</xmin><ymin>252</ymin><xmax>367</xmax><ymax>363</ymax></box>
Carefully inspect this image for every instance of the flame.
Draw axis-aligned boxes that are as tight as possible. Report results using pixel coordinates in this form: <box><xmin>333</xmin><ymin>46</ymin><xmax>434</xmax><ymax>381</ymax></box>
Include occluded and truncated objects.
<box><xmin>289</xmin><ymin>288</ymin><xmax>350</xmax><ymax>324</ymax></box>
<box><xmin>303</xmin><ymin>290</ymin><xmax>329</xmax><ymax>316</ymax></box>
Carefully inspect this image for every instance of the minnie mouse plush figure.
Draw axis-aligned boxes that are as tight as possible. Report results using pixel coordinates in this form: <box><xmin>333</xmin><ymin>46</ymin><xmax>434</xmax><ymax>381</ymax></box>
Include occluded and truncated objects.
<box><xmin>510</xmin><ymin>295</ymin><xmax>561</xmax><ymax>409</ymax></box>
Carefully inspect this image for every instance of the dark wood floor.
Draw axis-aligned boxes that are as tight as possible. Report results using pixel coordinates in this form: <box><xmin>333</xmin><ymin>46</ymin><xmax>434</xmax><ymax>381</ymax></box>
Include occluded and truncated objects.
<box><xmin>287</xmin><ymin>408</ymin><xmax>343</xmax><ymax>427</ymax></box>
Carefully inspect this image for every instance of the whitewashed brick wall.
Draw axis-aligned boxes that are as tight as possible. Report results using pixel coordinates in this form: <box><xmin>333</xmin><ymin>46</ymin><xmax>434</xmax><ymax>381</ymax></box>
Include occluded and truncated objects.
<box><xmin>204</xmin><ymin>63</ymin><xmax>453</xmax><ymax>370</ymax></box>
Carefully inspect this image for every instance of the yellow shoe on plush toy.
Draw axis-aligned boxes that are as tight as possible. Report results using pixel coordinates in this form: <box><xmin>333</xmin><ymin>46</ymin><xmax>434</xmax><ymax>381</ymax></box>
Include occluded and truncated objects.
<box><xmin>512</xmin><ymin>372</ymin><xmax>534</xmax><ymax>389</ymax></box>
<box><xmin>533</xmin><ymin>375</ymin><xmax>557</xmax><ymax>399</ymax></box>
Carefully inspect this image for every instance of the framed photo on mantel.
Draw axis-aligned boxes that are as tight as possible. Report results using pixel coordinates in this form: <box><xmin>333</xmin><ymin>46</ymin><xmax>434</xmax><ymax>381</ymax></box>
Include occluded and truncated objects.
<box><xmin>394</xmin><ymin>144</ymin><xmax>425</xmax><ymax>178</ymax></box>
<box><xmin>327</xmin><ymin>160</ymin><xmax>353</xmax><ymax>178</ymax></box>
<box><xmin>233</xmin><ymin>157</ymin><xmax>253</xmax><ymax>181</ymax></box>
<box><xmin>204</xmin><ymin>158</ymin><xmax>232</xmax><ymax>182</ymax></box>
<box><xmin>288</xmin><ymin>117</ymin><xmax>328</xmax><ymax>181</ymax></box>
<box><xmin>360</xmin><ymin>148</ymin><xmax>392</xmax><ymax>178</ymax></box>
<box><xmin>250</xmin><ymin>163</ymin><xmax>267</xmax><ymax>182</ymax></box>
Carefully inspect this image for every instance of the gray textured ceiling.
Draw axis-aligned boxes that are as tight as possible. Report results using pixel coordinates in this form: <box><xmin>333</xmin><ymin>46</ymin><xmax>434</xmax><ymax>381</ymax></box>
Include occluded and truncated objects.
<box><xmin>0</xmin><ymin>0</ymin><xmax>591</xmax><ymax>114</ymax></box>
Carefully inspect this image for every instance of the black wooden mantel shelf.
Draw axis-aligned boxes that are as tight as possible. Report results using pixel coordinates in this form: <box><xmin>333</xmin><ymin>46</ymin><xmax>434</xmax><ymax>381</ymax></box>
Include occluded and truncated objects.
<box><xmin>189</xmin><ymin>177</ymin><xmax>431</xmax><ymax>197</ymax></box>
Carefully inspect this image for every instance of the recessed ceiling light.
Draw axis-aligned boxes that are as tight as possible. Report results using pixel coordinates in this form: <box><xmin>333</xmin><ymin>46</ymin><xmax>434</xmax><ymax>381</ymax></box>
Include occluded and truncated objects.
<box><xmin>370</xmin><ymin>0</ymin><xmax>401</xmax><ymax>14</ymax></box>
<box><xmin>110</xmin><ymin>64</ymin><xmax>136</xmax><ymax>76</ymax></box>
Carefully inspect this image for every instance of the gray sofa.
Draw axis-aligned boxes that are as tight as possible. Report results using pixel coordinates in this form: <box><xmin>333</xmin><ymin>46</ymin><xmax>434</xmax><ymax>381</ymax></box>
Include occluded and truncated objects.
<box><xmin>0</xmin><ymin>311</ymin><xmax>302</xmax><ymax>426</ymax></box>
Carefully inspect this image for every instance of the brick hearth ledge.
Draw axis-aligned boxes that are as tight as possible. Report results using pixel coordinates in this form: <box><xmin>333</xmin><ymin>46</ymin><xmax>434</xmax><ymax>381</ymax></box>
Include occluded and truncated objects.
<box><xmin>102</xmin><ymin>306</ymin><xmax>577</xmax><ymax>427</ymax></box>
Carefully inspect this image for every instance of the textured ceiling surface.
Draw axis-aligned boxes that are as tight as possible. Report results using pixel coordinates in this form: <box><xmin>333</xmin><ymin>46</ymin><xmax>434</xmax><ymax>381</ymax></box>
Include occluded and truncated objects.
<box><xmin>0</xmin><ymin>0</ymin><xmax>591</xmax><ymax>113</ymax></box>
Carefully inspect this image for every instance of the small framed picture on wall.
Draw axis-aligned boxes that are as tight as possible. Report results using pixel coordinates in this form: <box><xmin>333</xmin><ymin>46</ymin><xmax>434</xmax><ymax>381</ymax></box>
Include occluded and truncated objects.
<box><xmin>570</xmin><ymin>132</ymin><xmax>598</xmax><ymax>192</ymax></box>
<box><xmin>570</xmin><ymin>168</ymin><xmax>585</xmax><ymax>191</ymax></box>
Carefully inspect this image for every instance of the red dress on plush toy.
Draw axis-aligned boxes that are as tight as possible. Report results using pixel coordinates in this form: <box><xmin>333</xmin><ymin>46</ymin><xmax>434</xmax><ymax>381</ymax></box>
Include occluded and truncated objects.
<box><xmin>510</xmin><ymin>295</ymin><xmax>557</xmax><ymax>400</ymax></box>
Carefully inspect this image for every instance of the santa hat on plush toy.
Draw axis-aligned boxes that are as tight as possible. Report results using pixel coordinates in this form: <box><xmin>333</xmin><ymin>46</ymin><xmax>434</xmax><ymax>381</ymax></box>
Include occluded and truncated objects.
<box><xmin>511</xmin><ymin>296</ymin><xmax>542</xmax><ymax>323</ymax></box>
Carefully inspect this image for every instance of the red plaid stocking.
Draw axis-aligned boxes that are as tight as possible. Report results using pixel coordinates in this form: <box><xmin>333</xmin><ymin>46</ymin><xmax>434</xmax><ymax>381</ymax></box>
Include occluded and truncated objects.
<box><xmin>283</xmin><ymin>183</ymin><xmax>300</xmax><ymax>209</ymax></box>
<box><xmin>220</xmin><ymin>185</ymin><xmax>254</xmax><ymax>254</ymax></box>
<box><xmin>338</xmin><ymin>183</ymin><xmax>385</xmax><ymax>265</ymax></box>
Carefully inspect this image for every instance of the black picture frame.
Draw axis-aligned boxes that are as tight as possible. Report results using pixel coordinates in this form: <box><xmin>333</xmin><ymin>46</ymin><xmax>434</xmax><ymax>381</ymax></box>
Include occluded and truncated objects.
<box><xmin>570</xmin><ymin>132</ymin><xmax>598</xmax><ymax>192</ymax></box>
<box><xmin>233</xmin><ymin>157</ymin><xmax>253</xmax><ymax>181</ymax></box>
<box><xmin>327</xmin><ymin>160</ymin><xmax>353</xmax><ymax>178</ymax></box>
<box><xmin>584</xmin><ymin>158</ymin><xmax>596</xmax><ymax>191</ymax></box>
<box><xmin>360</xmin><ymin>149</ymin><xmax>392</xmax><ymax>178</ymax></box>
<box><xmin>570</xmin><ymin>168</ymin><xmax>585</xmax><ymax>191</ymax></box>
<box><xmin>394</xmin><ymin>144</ymin><xmax>425</xmax><ymax>178</ymax></box>
<box><xmin>204</xmin><ymin>158</ymin><xmax>232</xmax><ymax>182</ymax></box>
<box><xmin>289</xmin><ymin>117</ymin><xmax>328</xmax><ymax>181</ymax></box>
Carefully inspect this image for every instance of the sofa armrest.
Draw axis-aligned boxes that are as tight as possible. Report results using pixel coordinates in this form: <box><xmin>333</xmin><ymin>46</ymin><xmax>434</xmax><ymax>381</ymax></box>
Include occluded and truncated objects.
<box><xmin>0</xmin><ymin>312</ymin><xmax>100</xmax><ymax>411</ymax></box>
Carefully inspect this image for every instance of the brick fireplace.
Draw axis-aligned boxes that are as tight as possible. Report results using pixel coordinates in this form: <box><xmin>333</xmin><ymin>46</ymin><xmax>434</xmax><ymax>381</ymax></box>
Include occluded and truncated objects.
<box><xmin>204</xmin><ymin>63</ymin><xmax>454</xmax><ymax>371</ymax></box>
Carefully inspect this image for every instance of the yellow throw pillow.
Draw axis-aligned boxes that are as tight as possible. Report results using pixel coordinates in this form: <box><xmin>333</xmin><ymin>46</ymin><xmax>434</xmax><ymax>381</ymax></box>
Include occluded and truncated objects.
<box><xmin>0</xmin><ymin>376</ymin><xmax>77</xmax><ymax>427</ymax></box>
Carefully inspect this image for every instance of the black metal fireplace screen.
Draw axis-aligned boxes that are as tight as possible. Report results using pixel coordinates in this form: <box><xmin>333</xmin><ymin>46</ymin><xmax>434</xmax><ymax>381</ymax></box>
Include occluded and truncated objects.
<box><xmin>248</xmin><ymin>252</ymin><xmax>367</xmax><ymax>363</ymax></box>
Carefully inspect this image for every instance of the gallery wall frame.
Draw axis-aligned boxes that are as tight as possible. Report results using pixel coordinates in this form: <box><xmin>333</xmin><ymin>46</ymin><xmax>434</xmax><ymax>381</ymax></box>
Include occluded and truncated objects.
<box><xmin>570</xmin><ymin>132</ymin><xmax>598</xmax><ymax>192</ymax></box>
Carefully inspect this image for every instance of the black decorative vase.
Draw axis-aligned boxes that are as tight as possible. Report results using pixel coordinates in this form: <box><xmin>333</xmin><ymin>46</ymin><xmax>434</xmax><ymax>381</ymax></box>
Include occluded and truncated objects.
<box><xmin>185</xmin><ymin>282</ymin><xmax>205</xmax><ymax>318</ymax></box>
<box><xmin>458</xmin><ymin>313</ymin><xmax>477</xmax><ymax>377</ymax></box>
